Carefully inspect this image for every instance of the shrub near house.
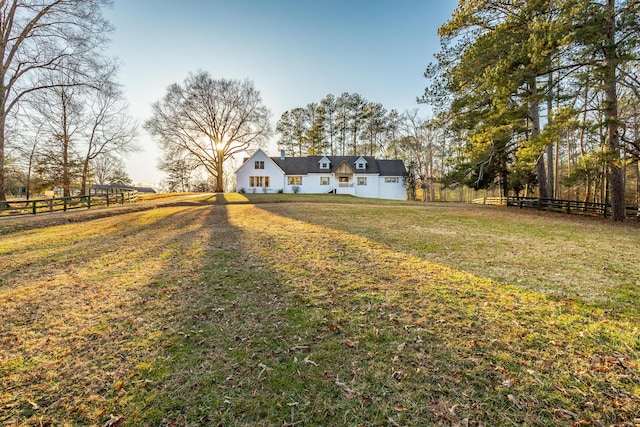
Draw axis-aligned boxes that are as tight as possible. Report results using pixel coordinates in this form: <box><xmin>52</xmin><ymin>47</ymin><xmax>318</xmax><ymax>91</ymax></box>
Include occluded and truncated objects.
<box><xmin>235</xmin><ymin>149</ymin><xmax>407</xmax><ymax>200</ymax></box>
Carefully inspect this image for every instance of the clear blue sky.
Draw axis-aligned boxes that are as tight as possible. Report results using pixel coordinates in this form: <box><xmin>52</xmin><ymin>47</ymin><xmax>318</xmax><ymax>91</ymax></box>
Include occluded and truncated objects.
<box><xmin>104</xmin><ymin>0</ymin><xmax>458</xmax><ymax>186</ymax></box>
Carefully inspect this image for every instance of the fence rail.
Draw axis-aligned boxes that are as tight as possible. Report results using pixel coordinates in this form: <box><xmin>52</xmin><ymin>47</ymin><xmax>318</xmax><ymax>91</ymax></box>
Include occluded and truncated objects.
<box><xmin>471</xmin><ymin>197</ymin><xmax>507</xmax><ymax>206</ymax></box>
<box><xmin>506</xmin><ymin>197</ymin><xmax>639</xmax><ymax>219</ymax></box>
<box><xmin>0</xmin><ymin>191</ymin><xmax>138</xmax><ymax>217</ymax></box>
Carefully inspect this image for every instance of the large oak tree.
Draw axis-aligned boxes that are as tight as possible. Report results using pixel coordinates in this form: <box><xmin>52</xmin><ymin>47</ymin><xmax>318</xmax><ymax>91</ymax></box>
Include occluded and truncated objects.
<box><xmin>145</xmin><ymin>72</ymin><xmax>271</xmax><ymax>193</ymax></box>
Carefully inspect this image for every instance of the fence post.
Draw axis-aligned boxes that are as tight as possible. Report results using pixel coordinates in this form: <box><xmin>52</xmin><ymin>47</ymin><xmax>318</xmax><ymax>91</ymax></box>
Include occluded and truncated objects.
<box><xmin>63</xmin><ymin>198</ymin><xmax>67</xmax><ymax>212</ymax></box>
<box><xmin>87</xmin><ymin>195</ymin><xmax>91</xmax><ymax>210</ymax></box>
<box><xmin>106</xmin><ymin>194</ymin><xmax>110</xmax><ymax>206</ymax></box>
<box><xmin>32</xmin><ymin>200</ymin><xmax>37</xmax><ymax>215</ymax></box>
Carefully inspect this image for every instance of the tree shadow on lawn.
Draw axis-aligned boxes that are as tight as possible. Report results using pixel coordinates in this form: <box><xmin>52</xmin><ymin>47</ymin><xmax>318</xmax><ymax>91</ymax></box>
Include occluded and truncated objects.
<box><xmin>253</xmin><ymin>201</ymin><xmax>640</xmax><ymax>318</ymax></box>
<box><xmin>225</xmin><ymin>202</ymin><xmax>640</xmax><ymax>425</ymax></box>
<box><xmin>0</xmin><ymin>206</ymin><xmax>234</xmax><ymax>425</ymax></box>
<box><xmin>4</xmin><ymin>202</ymin><xmax>639</xmax><ymax>426</ymax></box>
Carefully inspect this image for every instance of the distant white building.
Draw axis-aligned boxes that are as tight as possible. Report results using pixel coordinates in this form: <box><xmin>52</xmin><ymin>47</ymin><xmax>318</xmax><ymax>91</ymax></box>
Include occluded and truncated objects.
<box><xmin>235</xmin><ymin>149</ymin><xmax>407</xmax><ymax>200</ymax></box>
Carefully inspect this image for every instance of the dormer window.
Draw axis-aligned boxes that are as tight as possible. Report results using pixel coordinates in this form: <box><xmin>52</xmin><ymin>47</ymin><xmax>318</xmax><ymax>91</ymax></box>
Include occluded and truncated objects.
<box><xmin>355</xmin><ymin>156</ymin><xmax>367</xmax><ymax>170</ymax></box>
<box><xmin>319</xmin><ymin>156</ymin><xmax>331</xmax><ymax>170</ymax></box>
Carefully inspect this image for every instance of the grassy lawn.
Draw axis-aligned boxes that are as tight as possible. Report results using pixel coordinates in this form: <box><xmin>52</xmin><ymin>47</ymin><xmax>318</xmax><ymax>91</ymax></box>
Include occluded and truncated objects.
<box><xmin>1</xmin><ymin>194</ymin><xmax>640</xmax><ymax>426</ymax></box>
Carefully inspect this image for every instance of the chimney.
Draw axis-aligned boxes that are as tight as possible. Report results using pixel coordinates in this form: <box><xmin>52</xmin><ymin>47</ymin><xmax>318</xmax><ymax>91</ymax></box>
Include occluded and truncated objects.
<box><xmin>280</xmin><ymin>149</ymin><xmax>285</xmax><ymax>160</ymax></box>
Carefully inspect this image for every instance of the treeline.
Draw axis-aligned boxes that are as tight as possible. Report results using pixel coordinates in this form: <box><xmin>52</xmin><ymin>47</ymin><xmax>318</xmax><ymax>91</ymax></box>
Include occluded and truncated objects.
<box><xmin>0</xmin><ymin>1</ymin><xmax>137</xmax><ymax>201</ymax></box>
<box><xmin>423</xmin><ymin>0</ymin><xmax>640</xmax><ymax>221</ymax></box>
<box><xmin>276</xmin><ymin>93</ymin><xmax>404</xmax><ymax>158</ymax></box>
<box><xmin>275</xmin><ymin>93</ymin><xmax>456</xmax><ymax>199</ymax></box>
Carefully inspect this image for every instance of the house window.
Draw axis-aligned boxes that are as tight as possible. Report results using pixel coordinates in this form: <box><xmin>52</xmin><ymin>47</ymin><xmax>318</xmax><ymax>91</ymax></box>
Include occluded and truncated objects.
<box><xmin>254</xmin><ymin>161</ymin><xmax>264</xmax><ymax>169</ymax></box>
<box><xmin>385</xmin><ymin>177</ymin><xmax>399</xmax><ymax>183</ymax></box>
<box><xmin>320</xmin><ymin>162</ymin><xmax>329</xmax><ymax>169</ymax></box>
<box><xmin>357</xmin><ymin>177</ymin><xmax>367</xmax><ymax>186</ymax></box>
<box><xmin>320</xmin><ymin>177</ymin><xmax>330</xmax><ymax>185</ymax></box>
<box><xmin>288</xmin><ymin>176</ymin><xmax>302</xmax><ymax>185</ymax></box>
<box><xmin>249</xmin><ymin>176</ymin><xmax>269</xmax><ymax>187</ymax></box>
<box><xmin>356</xmin><ymin>162</ymin><xmax>366</xmax><ymax>170</ymax></box>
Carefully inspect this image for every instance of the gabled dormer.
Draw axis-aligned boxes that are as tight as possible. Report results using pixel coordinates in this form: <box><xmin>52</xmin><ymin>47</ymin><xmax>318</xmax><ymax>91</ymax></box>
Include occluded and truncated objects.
<box><xmin>334</xmin><ymin>161</ymin><xmax>355</xmax><ymax>174</ymax></box>
<box><xmin>319</xmin><ymin>156</ymin><xmax>331</xmax><ymax>170</ymax></box>
<box><xmin>354</xmin><ymin>156</ymin><xmax>368</xmax><ymax>171</ymax></box>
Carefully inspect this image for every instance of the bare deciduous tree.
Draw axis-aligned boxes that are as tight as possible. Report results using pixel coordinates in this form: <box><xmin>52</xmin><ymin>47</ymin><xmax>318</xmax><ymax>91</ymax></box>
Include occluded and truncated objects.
<box><xmin>24</xmin><ymin>60</ymin><xmax>136</xmax><ymax>196</ymax></box>
<box><xmin>92</xmin><ymin>153</ymin><xmax>130</xmax><ymax>187</ymax></box>
<box><xmin>0</xmin><ymin>0</ymin><xmax>113</xmax><ymax>200</ymax></box>
<box><xmin>79</xmin><ymin>66</ymin><xmax>138</xmax><ymax>194</ymax></box>
<box><xmin>145</xmin><ymin>71</ymin><xmax>271</xmax><ymax>192</ymax></box>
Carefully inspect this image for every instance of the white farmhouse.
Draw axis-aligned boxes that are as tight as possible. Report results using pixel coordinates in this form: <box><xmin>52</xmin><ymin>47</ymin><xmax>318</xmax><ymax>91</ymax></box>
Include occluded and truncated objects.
<box><xmin>235</xmin><ymin>149</ymin><xmax>407</xmax><ymax>200</ymax></box>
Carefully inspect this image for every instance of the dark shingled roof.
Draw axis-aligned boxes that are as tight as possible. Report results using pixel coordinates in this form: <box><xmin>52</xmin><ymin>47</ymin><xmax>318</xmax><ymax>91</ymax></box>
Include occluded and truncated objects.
<box><xmin>270</xmin><ymin>156</ymin><xmax>407</xmax><ymax>176</ymax></box>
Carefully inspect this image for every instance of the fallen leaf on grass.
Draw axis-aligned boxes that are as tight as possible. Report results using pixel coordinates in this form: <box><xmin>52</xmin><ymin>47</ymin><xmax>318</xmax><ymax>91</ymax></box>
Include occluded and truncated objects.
<box><xmin>303</xmin><ymin>356</ymin><xmax>318</xmax><ymax>366</ymax></box>
<box><xmin>258</xmin><ymin>363</ymin><xmax>272</xmax><ymax>380</ymax></box>
<box><xmin>104</xmin><ymin>414</ymin><xmax>124</xmax><ymax>427</ymax></box>
<box><xmin>388</xmin><ymin>417</ymin><xmax>401</xmax><ymax>427</ymax></box>
<box><xmin>343</xmin><ymin>339</ymin><xmax>359</xmax><ymax>349</ymax></box>
<box><xmin>336</xmin><ymin>377</ymin><xmax>358</xmax><ymax>400</ymax></box>
<box><xmin>507</xmin><ymin>394</ymin><xmax>522</xmax><ymax>409</ymax></box>
<box><xmin>526</xmin><ymin>369</ymin><xmax>543</xmax><ymax>383</ymax></box>
<box><xmin>335</xmin><ymin>377</ymin><xmax>355</xmax><ymax>395</ymax></box>
<box><xmin>554</xmin><ymin>408</ymin><xmax>578</xmax><ymax>419</ymax></box>
<box><xmin>226</xmin><ymin>376</ymin><xmax>238</xmax><ymax>387</ymax></box>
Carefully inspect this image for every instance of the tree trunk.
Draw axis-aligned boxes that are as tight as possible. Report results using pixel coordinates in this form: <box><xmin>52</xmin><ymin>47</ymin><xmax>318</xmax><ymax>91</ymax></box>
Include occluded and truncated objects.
<box><xmin>603</xmin><ymin>0</ymin><xmax>625</xmax><ymax>221</ymax></box>
<box><xmin>530</xmin><ymin>80</ymin><xmax>549</xmax><ymax>199</ymax></box>
<box><xmin>546</xmin><ymin>73</ymin><xmax>555</xmax><ymax>198</ymax></box>
<box><xmin>61</xmin><ymin>88</ymin><xmax>71</xmax><ymax>198</ymax></box>
<box><xmin>0</xmin><ymin>84</ymin><xmax>6</xmax><ymax>201</ymax></box>
<box><xmin>215</xmin><ymin>154</ymin><xmax>224</xmax><ymax>193</ymax></box>
<box><xmin>63</xmin><ymin>135</ymin><xmax>71</xmax><ymax>197</ymax></box>
<box><xmin>81</xmin><ymin>156</ymin><xmax>90</xmax><ymax>195</ymax></box>
<box><xmin>636</xmin><ymin>161</ymin><xmax>639</xmax><ymax>207</ymax></box>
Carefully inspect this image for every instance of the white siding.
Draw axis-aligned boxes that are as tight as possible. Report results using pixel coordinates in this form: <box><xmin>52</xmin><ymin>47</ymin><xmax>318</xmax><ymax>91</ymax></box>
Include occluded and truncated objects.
<box><xmin>288</xmin><ymin>174</ymin><xmax>334</xmax><ymax>194</ymax></box>
<box><xmin>353</xmin><ymin>174</ymin><xmax>379</xmax><ymax>198</ymax></box>
<box><xmin>235</xmin><ymin>150</ymin><xmax>285</xmax><ymax>193</ymax></box>
<box><xmin>235</xmin><ymin>151</ymin><xmax>406</xmax><ymax>200</ymax></box>
<box><xmin>378</xmin><ymin>177</ymin><xmax>406</xmax><ymax>200</ymax></box>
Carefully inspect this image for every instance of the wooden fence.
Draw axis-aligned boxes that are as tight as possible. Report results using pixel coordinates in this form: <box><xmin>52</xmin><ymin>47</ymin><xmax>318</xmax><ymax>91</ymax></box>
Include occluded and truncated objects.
<box><xmin>471</xmin><ymin>197</ymin><xmax>507</xmax><ymax>206</ymax></box>
<box><xmin>0</xmin><ymin>191</ymin><xmax>138</xmax><ymax>217</ymax></box>
<box><xmin>506</xmin><ymin>197</ymin><xmax>639</xmax><ymax>219</ymax></box>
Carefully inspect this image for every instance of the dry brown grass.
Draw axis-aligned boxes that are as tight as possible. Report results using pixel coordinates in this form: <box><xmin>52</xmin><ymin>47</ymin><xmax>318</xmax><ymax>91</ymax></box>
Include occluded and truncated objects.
<box><xmin>1</xmin><ymin>206</ymin><xmax>218</xmax><ymax>425</ymax></box>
